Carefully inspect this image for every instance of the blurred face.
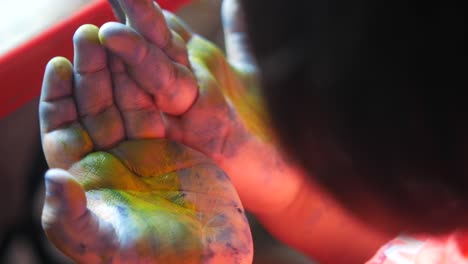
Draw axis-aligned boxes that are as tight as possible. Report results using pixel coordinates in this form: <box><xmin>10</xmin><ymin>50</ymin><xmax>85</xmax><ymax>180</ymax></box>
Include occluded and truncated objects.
<box><xmin>239</xmin><ymin>0</ymin><xmax>468</xmax><ymax>239</ymax></box>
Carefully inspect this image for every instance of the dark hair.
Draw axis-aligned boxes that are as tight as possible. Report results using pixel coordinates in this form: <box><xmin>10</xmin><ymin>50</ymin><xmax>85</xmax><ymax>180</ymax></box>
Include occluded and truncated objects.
<box><xmin>240</xmin><ymin>0</ymin><xmax>468</xmax><ymax>233</ymax></box>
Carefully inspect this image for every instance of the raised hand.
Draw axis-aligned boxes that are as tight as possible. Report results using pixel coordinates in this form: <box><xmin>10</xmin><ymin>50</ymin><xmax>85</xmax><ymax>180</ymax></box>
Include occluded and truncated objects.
<box><xmin>103</xmin><ymin>0</ymin><xmax>305</xmax><ymax>216</ymax></box>
<box><xmin>39</xmin><ymin>23</ymin><xmax>252</xmax><ymax>263</ymax></box>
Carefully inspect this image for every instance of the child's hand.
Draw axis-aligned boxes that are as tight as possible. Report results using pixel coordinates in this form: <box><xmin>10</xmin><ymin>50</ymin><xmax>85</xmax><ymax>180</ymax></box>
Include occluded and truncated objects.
<box><xmin>39</xmin><ymin>24</ymin><xmax>252</xmax><ymax>263</ymax></box>
<box><xmin>102</xmin><ymin>0</ymin><xmax>305</xmax><ymax>216</ymax></box>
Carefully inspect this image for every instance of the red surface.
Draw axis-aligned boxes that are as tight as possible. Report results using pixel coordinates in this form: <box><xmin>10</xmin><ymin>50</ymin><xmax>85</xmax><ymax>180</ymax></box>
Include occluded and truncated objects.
<box><xmin>0</xmin><ymin>0</ymin><xmax>190</xmax><ymax>119</ymax></box>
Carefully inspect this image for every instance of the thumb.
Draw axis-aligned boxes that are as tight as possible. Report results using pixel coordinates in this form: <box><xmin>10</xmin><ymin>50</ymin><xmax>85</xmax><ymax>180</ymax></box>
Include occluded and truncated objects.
<box><xmin>222</xmin><ymin>0</ymin><xmax>257</xmax><ymax>72</ymax></box>
<box><xmin>42</xmin><ymin>169</ymin><xmax>117</xmax><ymax>262</ymax></box>
<box><xmin>42</xmin><ymin>169</ymin><xmax>87</xmax><ymax>223</ymax></box>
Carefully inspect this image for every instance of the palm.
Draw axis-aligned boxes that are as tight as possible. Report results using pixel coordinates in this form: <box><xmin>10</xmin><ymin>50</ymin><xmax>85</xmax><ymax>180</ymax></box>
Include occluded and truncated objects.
<box><xmin>72</xmin><ymin>140</ymin><xmax>250</xmax><ymax>263</ymax></box>
<box><xmin>39</xmin><ymin>22</ymin><xmax>252</xmax><ymax>263</ymax></box>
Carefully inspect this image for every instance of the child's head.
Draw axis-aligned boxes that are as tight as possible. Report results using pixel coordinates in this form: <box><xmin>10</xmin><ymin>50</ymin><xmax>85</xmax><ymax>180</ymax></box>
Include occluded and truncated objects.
<box><xmin>239</xmin><ymin>0</ymin><xmax>468</xmax><ymax>234</ymax></box>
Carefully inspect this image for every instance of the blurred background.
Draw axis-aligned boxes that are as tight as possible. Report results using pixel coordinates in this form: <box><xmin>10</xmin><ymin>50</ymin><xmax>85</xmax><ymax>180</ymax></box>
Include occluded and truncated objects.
<box><xmin>0</xmin><ymin>0</ymin><xmax>313</xmax><ymax>263</ymax></box>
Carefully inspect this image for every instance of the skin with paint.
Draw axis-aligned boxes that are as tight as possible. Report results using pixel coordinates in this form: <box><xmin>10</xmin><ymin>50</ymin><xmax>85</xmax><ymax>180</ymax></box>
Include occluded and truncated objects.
<box><xmin>40</xmin><ymin>0</ymin><xmax>389</xmax><ymax>263</ymax></box>
<box><xmin>44</xmin><ymin>137</ymin><xmax>251</xmax><ymax>263</ymax></box>
<box><xmin>38</xmin><ymin>2</ymin><xmax>253</xmax><ymax>262</ymax></box>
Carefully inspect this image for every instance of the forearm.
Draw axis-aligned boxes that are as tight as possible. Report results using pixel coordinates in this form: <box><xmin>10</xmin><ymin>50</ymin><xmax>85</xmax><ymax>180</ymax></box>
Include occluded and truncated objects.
<box><xmin>257</xmin><ymin>182</ymin><xmax>391</xmax><ymax>264</ymax></box>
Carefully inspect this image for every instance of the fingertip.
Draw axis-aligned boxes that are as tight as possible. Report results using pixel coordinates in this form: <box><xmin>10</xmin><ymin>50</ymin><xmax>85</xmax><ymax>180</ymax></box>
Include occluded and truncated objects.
<box><xmin>40</xmin><ymin>57</ymin><xmax>79</xmax><ymax>147</ymax></box>
<box><xmin>45</xmin><ymin>168</ymin><xmax>80</xmax><ymax>196</ymax></box>
<box><xmin>49</xmin><ymin>57</ymin><xmax>73</xmax><ymax>81</ymax></box>
<box><xmin>119</xmin><ymin>0</ymin><xmax>171</xmax><ymax>48</ymax></box>
<box><xmin>74</xmin><ymin>24</ymin><xmax>107</xmax><ymax>73</ymax></box>
<box><xmin>44</xmin><ymin>169</ymin><xmax>67</xmax><ymax>198</ymax></box>
<box><xmin>98</xmin><ymin>22</ymin><xmax>147</xmax><ymax>63</ymax></box>
<box><xmin>98</xmin><ymin>22</ymin><xmax>122</xmax><ymax>40</ymax></box>
<box><xmin>41</xmin><ymin>57</ymin><xmax>74</xmax><ymax>102</ymax></box>
<box><xmin>44</xmin><ymin>168</ymin><xmax>87</xmax><ymax>218</ymax></box>
<box><xmin>45</xmin><ymin>168</ymin><xmax>74</xmax><ymax>181</ymax></box>
<box><xmin>98</xmin><ymin>22</ymin><xmax>128</xmax><ymax>46</ymax></box>
<box><xmin>74</xmin><ymin>24</ymin><xmax>100</xmax><ymax>45</ymax></box>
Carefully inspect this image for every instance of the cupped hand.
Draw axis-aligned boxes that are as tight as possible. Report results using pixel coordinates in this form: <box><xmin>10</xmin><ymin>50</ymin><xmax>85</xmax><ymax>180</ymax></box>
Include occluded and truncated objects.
<box><xmin>39</xmin><ymin>22</ymin><xmax>252</xmax><ymax>263</ymax></box>
<box><xmin>103</xmin><ymin>0</ymin><xmax>304</xmax><ymax>216</ymax></box>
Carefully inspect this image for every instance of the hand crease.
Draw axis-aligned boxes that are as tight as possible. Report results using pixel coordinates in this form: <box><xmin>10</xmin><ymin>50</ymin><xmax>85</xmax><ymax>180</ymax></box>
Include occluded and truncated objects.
<box><xmin>76</xmin><ymin>66</ymin><xmax>108</xmax><ymax>75</ymax></box>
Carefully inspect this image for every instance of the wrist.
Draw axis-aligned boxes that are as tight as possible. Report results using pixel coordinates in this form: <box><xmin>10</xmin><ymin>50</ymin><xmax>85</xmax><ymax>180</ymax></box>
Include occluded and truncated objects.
<box><xmin>214</xmin><ymin>125</ymin><xmax>305</xmax><ymax>215</ymax></box>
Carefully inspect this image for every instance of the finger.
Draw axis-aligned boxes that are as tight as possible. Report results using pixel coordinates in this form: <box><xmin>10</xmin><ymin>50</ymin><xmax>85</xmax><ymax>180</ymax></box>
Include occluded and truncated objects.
<box><xmin>40</xmin><ymin>57</ymin><xmax>93</xmax><ymax>169</ymax></box>
<box><xmin>99</xmin><ymin>22</ymin><xmax>198</xmax><ymax>115</ymax></box>
<box><xmin>117</xmin><ymin>0</ymin><xmax>189</xmax><ymax>66</ymax></box>
<box><xmin>118</xmin><ymin>0</ymin><xmax>169</xmax><ymax>47</ymax></box>
<box><xmin>109</xmin><ymin>54</ymin><xmax>166</xmax><ymax>139</ymax></box>
<box><xmin>222</xmin><ymin>0</ymin><xmax>257</xmax><ymax>72</ymax></box>
<box><xmin>108</xmin><ymin>0</ymin><xmax>126</xmax><ymax>23</ymax></box>
<box><xmin>164</xmin><ymin>59</ymin><xmax>234</xmax><ymax>157</ymax></box>
<box><xmin>73</xmin><ymin>24</ymin><xmax>125</xmax><ymax>149</ymax></box>
<box><xmin>42</xmin><ymin>169</ymin><xmax>117</xmax><ymax>262</ymax></box>
<box><xmin>162</xmin><ymin>10</ymin><xmax>192</xmax><ymax>43</ymax></box>
<box><xmin>161</xmin><ymin>10</ymin><xmax>192</xmax><ymax>66</ymax></box>
<box><xmin>40</xmin><ymin>57</ymin><xmax>76</xmax><ymax>133</ymax></box>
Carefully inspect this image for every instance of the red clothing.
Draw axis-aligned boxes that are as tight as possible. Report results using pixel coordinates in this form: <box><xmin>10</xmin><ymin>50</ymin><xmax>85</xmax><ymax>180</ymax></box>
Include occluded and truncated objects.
<box><xmin>366</xmin><ymin>233</ymin><xmax>468</xmax><ymax>264</ymax></box>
